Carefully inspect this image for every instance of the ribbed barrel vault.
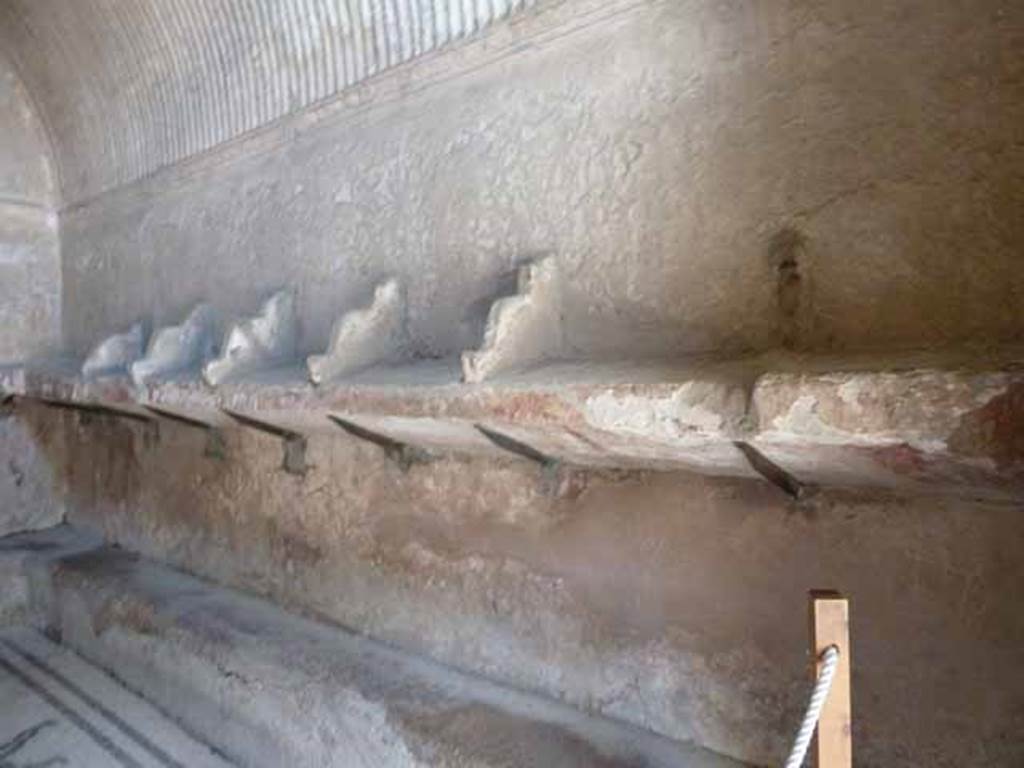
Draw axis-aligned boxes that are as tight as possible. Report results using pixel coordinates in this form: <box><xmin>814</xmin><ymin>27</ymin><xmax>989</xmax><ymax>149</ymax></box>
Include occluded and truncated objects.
<box><xmin>0</xmin><ymin>0</ymin><xmax>539</xmax><ymax>203</ymax></box>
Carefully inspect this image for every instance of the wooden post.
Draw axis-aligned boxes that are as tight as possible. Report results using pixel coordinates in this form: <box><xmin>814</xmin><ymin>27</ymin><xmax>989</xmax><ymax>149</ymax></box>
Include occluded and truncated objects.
<box><xmin>810</xmin><ymin>591</ymin><xmax>851</xmax><ymax>768</ymax></box>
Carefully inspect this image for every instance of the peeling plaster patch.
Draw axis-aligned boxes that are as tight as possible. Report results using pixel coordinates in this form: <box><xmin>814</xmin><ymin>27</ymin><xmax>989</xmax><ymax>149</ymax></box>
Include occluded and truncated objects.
<box><xmin>948</xmin><ymin>382</ymin><xmax>1024</xmax><ymax>469</ymax></box>
<box><xmin>760</xmin><ymin>371</ymin><xmax>1024</xmax><ymax>456</ymax></box>
<box><xmin>836</xmin><ymin>378</ymin><xmax>864</xmax><ymax>410</ymax></box>
<box><xmin>773</xmin><ymin>395</ymin><xmax>843</xmax><ymax>439</ymax></box>
<box><xmin>584</xmin><ymin>382</ymin><xmax>746</xmax><ymax>443</ymax></box>
<box><xmin>769</xmin><ymin>394</ymin><xmax>944</xmax><ymax>451</ymax></box>
<box><xmin>964</xmin><ymin>376</ymin><xmax>1020</xmax><ymax>412</ymax></box>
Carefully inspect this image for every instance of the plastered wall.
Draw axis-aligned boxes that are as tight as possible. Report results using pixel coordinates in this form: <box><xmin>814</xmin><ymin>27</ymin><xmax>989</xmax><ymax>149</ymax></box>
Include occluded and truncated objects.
<box><xmin>18</xmin><ymin>403</ymin><xmax>1024</xmax><ymax>767</ymax></box>
<box><xmin>0</xmin><ymin>53</ymin><xmax>63</xmax><ymax>535</ymax></box>
<box><xmin>1</xmin><ymin>1</ymin><xmax>1023</xmax><ymax>764</ymax></box>
<box><xmin>39</xmin><ymin>0</ymin><xmax>1024</xmax><ymax>362</ymax></box>
<box><xmin>0</xmin><ymin>53</ymin><xmax>58</xmax><ymax>363</ymax></box>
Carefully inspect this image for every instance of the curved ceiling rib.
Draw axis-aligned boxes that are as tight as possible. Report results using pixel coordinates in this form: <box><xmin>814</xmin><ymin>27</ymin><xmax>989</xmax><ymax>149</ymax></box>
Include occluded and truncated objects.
<box><xmin>0</xmin><ymin>0</ymin><xmax>538</xmax><ymax>204</ymax></box>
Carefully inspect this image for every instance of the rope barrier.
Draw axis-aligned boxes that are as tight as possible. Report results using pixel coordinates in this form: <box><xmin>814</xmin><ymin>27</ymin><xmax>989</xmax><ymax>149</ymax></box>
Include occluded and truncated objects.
<box><xmin>783</xmin><ymin>644</ymin><xmax>840</xmax><ymax>768</ymax></box>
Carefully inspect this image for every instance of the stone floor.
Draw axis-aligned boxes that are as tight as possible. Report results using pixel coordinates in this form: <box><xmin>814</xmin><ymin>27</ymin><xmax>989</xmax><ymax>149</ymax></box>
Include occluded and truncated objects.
<box><xmin>0</xmin><ymin>526</ymin><xmax>747</xmax><ymax>768</ymax></box>
<box><xmin>0</xmin><ymin>627</ymin><xmax>229</xmax><ymax>768</ymax></box>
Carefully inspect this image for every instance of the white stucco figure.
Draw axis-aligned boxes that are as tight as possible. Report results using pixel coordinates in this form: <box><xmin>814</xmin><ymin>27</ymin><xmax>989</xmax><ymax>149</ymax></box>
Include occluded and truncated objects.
<box><xmin>130</xmin><ymin>303</ymin><xmax>217</xmax><ymax>387</ymax></box>
<box><xmin>462</xmin><ymin>258</ymin><xmax>564</xmax><ymax>383</ymax></box>
<box><xmin>308</xmin><ymin>279</ymin><xmax>407</xmax><ymax>385</ymax></box>
<box><xmin>81</xmin><ymin>322</ymin><xmax>145</xmax><ymax>379</ymax></box>
<box><xmin>203</xmin><ymin>288</ymin><xmax>297</xmax><ymax>386</ymax></box>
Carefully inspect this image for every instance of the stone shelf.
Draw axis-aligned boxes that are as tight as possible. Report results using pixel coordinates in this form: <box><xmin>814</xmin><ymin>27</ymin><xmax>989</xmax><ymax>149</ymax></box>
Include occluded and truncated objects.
<box><xmin>2</xmin><ymin>348</ymin><xmax>1023</xmax><ymax>501</ymax></box>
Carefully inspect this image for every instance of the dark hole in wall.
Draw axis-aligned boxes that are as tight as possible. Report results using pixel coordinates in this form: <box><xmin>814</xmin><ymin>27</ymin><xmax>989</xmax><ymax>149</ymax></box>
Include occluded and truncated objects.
<box><xmin>769</xmin><ymin>226</ymin><xmax>808</xmax><ymax>351</ymax></box>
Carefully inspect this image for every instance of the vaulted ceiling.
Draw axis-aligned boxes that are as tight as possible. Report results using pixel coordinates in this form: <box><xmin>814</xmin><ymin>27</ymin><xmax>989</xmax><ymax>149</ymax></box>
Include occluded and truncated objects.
<box><xmin>0</xmin><ymin>0</ymin><xmax>537</xmax><ymax>204</ymax></box>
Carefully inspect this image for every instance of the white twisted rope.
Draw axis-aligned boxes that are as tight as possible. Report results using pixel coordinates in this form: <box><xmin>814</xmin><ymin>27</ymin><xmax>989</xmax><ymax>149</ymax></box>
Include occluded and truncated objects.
<box><xmin>783</xmin><ymin>644</ymin><xmax>840</xmax><ymax>768</ymax></box>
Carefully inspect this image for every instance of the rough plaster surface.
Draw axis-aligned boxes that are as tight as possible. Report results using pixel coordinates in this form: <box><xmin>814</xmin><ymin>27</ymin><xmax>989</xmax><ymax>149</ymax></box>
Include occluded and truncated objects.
<box><xmin>0</xmin><ymin>52</ymin><xmax>59</xmax><ymax>364</ymax></box>
<box><xmin>16</xmin><ymin>403</ymin><xmax>1024</xmax><ymax>767</ymax></box>
<box><xmin>308</xmin><ymin>278</ymin><xmax>408</xmax><ymax>384</ymax></box>
<box><xmin>0</xmin><ymin>410</ymin><xmax>62</xmax><ymax>537</ymax></box>
<box><xmin>16</xmin><ymin>0</ymin><xmax>1019</xmax><ymax>365</ymax></box>
<box><xmin>750</xmin><ymin>366</ymin><xmax>1024</xmax><ymax>492</ymax></box>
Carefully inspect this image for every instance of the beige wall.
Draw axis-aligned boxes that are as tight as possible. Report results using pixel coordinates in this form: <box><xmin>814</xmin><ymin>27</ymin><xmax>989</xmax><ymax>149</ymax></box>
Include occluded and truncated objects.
<box><xmin>2</xmin><ymin>1</ymin><xmax>1023</xmax><ymax>765</ymax></box>
<box><xmin>19</xmin><ymin>403</ymin><xmax>1023</xmax><ymax>767</ymax></box>
<box><xmin>0</xmin><ymin>53</ymin><xmax>61</xmax><ymax>530</ymax></box>
<box><xmin>2</xmin><ymin>0</ymin><xmax>1016</xmax><ymax>362</ymax></box>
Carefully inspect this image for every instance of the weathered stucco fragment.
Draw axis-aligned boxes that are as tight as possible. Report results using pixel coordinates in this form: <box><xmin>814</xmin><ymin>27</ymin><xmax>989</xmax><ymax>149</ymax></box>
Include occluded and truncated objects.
<box><xmin>204</xmin><ymin>289</ymin><xmax>298</xmax><ymax>386</ymax></box>
<box><xmin>463</xmin><ymin>258</ymin><xmax>564</xmax><ymax>383</ymax></box>
<box><xmin>131</xmin><ymin>303</ymin><xmax>217</xmax><ymax>387</ymax></box>
<box><xmin>81</xmin><ymin>322</ymin><xmax>145</xmax><ymax>379</ymax></box>
<box><xmin>309</xmin><ymin>279</ymin><xmax>407</xmax><ymax>384</ymax></box>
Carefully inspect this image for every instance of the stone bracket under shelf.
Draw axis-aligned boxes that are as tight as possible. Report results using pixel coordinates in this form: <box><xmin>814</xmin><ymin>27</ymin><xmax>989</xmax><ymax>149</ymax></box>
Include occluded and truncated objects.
<box><xmin>3</xmin><ymin>351</ymin><xmax>1023</xmax><ymax>501</ymax></box>
<box><xmin>223</xmin><ymin>408</ymin><xmax>309</xmax><ymax>476</ymax></box>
